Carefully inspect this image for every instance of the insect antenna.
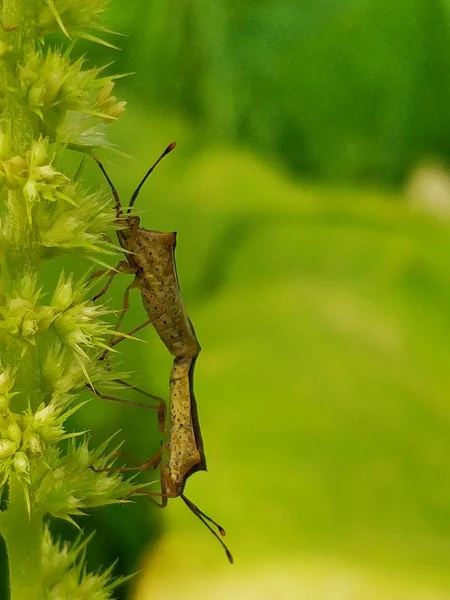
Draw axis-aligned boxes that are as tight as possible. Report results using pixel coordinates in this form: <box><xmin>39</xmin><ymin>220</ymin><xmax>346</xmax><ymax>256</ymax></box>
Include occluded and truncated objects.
<box><xmin>128</xmin><ymin>141</ymin><xmax>177</xmax><ymax>213</ymax></box>
<box><xmin>180</xmin><ymin>493</ymin><xmax>234</xmax><ymax>564</ymax></box>
<box><xmin>93</xmin><ymin>157</ymin><xmax>122</xmax><ymax>217</ymax></box>
<box><xmin>181</xmin><ymin>493</ymin><xmax>226</xmax><ymax>534</ymax></box>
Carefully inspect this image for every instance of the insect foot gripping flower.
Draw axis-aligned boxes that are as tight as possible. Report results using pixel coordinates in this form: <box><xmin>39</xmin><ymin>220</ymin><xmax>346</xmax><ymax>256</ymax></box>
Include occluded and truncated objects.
<box><xmin>0</xmin><ymin>1</ymin><xmax>141</xmax><ymax>599</ymax></box>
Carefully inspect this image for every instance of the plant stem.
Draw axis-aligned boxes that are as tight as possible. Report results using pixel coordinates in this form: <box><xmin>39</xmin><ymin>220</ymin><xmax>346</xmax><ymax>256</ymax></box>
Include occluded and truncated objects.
<box><xmin>1</xmin><ymin>476</ymin><xmax>43</xmax><ymax>599</ymax></box>
<box><xmin>3</xmin><ymin>0</ymin><xmax>39</xmax><ymax>271</ymax></box>
<box><xmin>0</xmin><ymin>3</ymin><xmax>44</xmax><ymax>599</ymax></box>
<box><xmin>3</xmin><ymin>0</ymin><xmax>37</xmax><ymax>154</ymax></box>
<box><xmin>2</xmin><ymin>0</ymin><xmax>41</xmax><ymax>407</ymax></box>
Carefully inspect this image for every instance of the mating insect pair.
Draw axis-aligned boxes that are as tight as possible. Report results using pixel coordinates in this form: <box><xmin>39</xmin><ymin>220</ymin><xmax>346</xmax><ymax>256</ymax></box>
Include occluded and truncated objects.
<box><xmin>90</xmin><ymin>144</ymin><xmax>233</xmax><ymax>564</ymax></box>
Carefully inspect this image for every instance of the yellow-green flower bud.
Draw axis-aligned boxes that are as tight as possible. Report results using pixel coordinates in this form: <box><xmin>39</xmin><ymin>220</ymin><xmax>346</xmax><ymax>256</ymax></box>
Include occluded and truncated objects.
<box><xmin>52</xmin><ymin>467</ymin><xmax>65</xmax><ymax>483</ymax></box>
<box><xmin>8</xmin><ymin>297</ymin><xmax>30</xmax><ymax>315</ymax></box>
<box><xmin>13</xmin><ymin>451</ymin><xmax>29</xmax><ymax>476</ymax></box>
<box><xmin>2</xmin><ymin>156</ymin><xmax>27</xmax><ymax>187</ymax></box>
<box><xmin>19</xmin><ymin>273</ymin><xmax>39</xmax><ymax>302</ymax></box>
<box><xmin>97</xmin><ymin>80</ymin><xmax>114</xmax><ymax>105</ymax></box>
<box><xmin>21</xmin><ymin>316</ymin><xmax>38</xmax><ymax>339</ymax></box>
<box><xmin>0</xmin><ymin>294</ymin><xmax>41</xmax><ymax>342</ymax></box>
<box><xmin>41</xmin><ymin>344</ymin><xmax>64</xmax><ymax>384</ymax></box>
<box><xmin>71</xmin><ymin>329</ymin><xmax>90</xmax><ymax>345</ymax></box>
<box><xmin>29</xmin><ymin>85</ymin><xmax>46</xmax><ymax>107</ymax></box>
<box><xmin>0</xmin><ymin>438</ymin><xmax>17</xmax><ymax>459</ymax></box>
<box><xmin>43</xmin><ymin>71</ymin><xmax>65</xmax><ymax>106</ymax></box>
<box><xmin>0</xmin><ymin>368</ymin><xmax>14</xmax><ymax>396</ymax></box>
<box><xmin>25</xmin><ymin>432</ymin><xmax>42</xmax><ymax>456</ymax></box>
<box><xmin>53</xmin><ymin>276</ymin><xmax>74</xmax><ymax>312</ymax></box>
<box><xmin>79</xmin><ymin>305</ymin><xmax>98</xmax><ymax>320</ymax></box>
<box><xmin>23</xmin><ymin>178</ymin><xmax>39</xmax><ymax>204</ymax></box>
<box><xmin>29</xmin><ymin>137</ymin><xmax>48</xmax><ymax>166</ymax></box>
<box><xmin>97</xmin><ymin>81</ymin><xmax>127</xmax><ymax>121</ymax></box>
<box><xmin>67</xmin><ymin>494</ymin><xmax>80</xmax><ymax>510</ymax></box>
<box><xmin>34</xmin><ymin>164</ymin><xmax>59</xmax><ymax>182</ymax></box>
<box><xmin>19</xmin><ymin>64</ymin><xmax>38</xmax><ymax>86</ymax></box>
<box><xmin>7</xmin><ymin>421</ymin><xmax>21</xmax><ymax>443</ymax></box>
<box><xmin>0</xmin><ymin>395</ymin><xmax>9</xmax><ymax>413</ymax></box>
<box><xmin>34</xmin><ymin>403</ymin><xmax>55</xmax><ymax>424</ymax></box>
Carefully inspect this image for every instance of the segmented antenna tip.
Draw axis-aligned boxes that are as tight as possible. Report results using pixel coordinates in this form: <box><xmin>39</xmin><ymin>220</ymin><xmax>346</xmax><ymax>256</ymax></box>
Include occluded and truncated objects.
<box><xmin>165</xmin><ymin>141</ymin><xmax>177</xmax><ymax>154</ymax></box>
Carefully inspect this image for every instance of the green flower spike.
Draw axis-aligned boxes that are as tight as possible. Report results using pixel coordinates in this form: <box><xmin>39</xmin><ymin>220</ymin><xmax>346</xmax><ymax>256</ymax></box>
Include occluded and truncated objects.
<box><xmin>0</xmin><ymin>273</ymin><xmax>45</xmax><ymax>345</ymax></box>
<box><xmin>39</xmin><ymin>0</ymin><xmax>121</xmax><ymax>50</ymax></box>
<box><xmin>42</xmin><ymin>526</ymin><xmax>132</xmax><ymax>600</ymax></box>
<box><xmin>0</xmin><ymin>1</ymin><xmax>142</xmax><ymax>597</ymax></box>
<box><xmin>3</xmin><ymin>46</ymin><xmax>126</xmax><ymax>150</ymax></box>
<box><xmin>51</xmin><ymin>273</ymin><xmax>114</xmax><ymax>361</ymax></box>
<box><xmin>38</xmin><ymin>185</ymin><xmax>118</xmax><ymax>256</ymax></box>
<box><xmin>0</xmin><ymin>135</ymin><xmax>72</xmax><ymax>224</ymax></box>
<box><xmin>34</xmin><ymin>437</ymin><xmax>143</xmax><ymax>522</ymax></box>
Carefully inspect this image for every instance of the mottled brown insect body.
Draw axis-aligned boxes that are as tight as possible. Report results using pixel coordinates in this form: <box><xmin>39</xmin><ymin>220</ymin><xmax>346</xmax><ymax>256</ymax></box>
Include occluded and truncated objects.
<box><xmin>119</xmin><ymin>219</ymin><xmax>201</xmax><ymax>359</ymax></box>
<box><xmin>93</xmin><ymin>145</ymin><xmax>232</xmax><ymax>563</ymax></box>
<box><xmin>168</xmin><ymin>356</ymin><xmax>206</xmax><ymax>493</ymax></box>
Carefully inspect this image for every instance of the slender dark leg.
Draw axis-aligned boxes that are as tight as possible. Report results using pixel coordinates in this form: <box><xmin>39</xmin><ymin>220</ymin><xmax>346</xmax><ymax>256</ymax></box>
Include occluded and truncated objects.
<box><xmin>114</xmin><ymin>379</ymin><xmax>167</xmax><ymax>433</ymax></box>
<box><xmin>129</xmin><ymin>488</ymin><xmax>169</xmax><ymax>508</ymax></box>
<box><xmin>91</xmin><ymin>269</ymin><xmax>117</xmax><ymax>302</ymax></box>
<box><xmin>108</xmin><ymin>277</ymin><xmax>138</xmax><ymax>336</ymax></box>
<box><xmin>87</xmin><ymin>383</ymin><xmax>167</xmax><ymax>431</ymax></box>
<box><xmin>110</xmin><ymin>309</ymin><xmax>165</xmax><ymax>349</ymax></box>
<box><xmin>90</xmin><ymin>260</ymin><xmax>135</xmax><ymax>303</ymax></box>
<box><xmin>100</xmin><ymin>302</ymin><xmax>166</xmax><ymax>360</ymax></box>
<box><xmin>99</xmin><ymin>277</ymin><xmax>140</xmax><ymax>359</ymax></box>
<box><xmin>124</xmin><ymin>463</ymin><xmax>175</xmax><ymax>507</ymax></box>
<box><xmin>90</xmin><ymin>445</ymin><xmax>166</xmax><ymax>474</ymax></box>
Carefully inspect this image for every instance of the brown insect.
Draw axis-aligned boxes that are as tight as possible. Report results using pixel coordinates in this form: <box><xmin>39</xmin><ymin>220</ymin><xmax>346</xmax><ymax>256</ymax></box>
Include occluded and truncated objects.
<box><xmin>91</xmin><ymin>145</ymin><xmax>233</xmax><ymax>563</ymax></box>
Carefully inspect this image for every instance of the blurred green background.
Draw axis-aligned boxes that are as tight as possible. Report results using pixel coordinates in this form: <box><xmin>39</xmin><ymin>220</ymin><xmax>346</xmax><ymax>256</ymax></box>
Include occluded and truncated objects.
<box><xmin>63</xmin><ymin>1</ymin><xmax>450</xmax><ymax>598</ymax></box>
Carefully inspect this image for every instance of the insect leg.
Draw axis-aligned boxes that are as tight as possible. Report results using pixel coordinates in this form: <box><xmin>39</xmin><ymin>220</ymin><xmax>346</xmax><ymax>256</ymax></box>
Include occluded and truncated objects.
<box><xmin>114</xmin><ymin>379</ymin><xmax>168</xmax><ymax>433</ymax></box>
<box><xmin>99</xmin><ymin>276</ymin><xmax>141</xmax><ymax>359</ymax></box>
<box><xmin>128</xmin><ymin>491</ymin><xmax>168</xmax><ymax>508</ymax></box>
<box><xmin>91</xmin><ymin>260</ymin><xmax>136</xmax><ymax>303</ymax></box>
<box><xmin>109</xmin><ymin>307</ymin><xmax>165</xmax><ymax>349</ymax></box>
<box><xmin>101</xmin><ymin>302</ymin><xmax>166</xmax><ymax>360</ymax></box>
<box><xmin>125</xmin><ymin>463</ymin><xmax>175</xmax><ymax>507</ymax></box>
<box><xmin>113</xmin><ymin>276</ymin><xmax>139</xmax><ymax>331</ymax></box>
<box><xmin>90</xmin><ymin>444</ymin><xmax>166</xmax><ymax>474</ymax></box>
<box><xmin>87</xmin><ymin>382</ymin><xmax>166</xmax><ymax>431</ymax></box>
<box><xmin>129</xmin><ymin>489</ymin><xmax>168</xmax><ymax>508</ymax></box>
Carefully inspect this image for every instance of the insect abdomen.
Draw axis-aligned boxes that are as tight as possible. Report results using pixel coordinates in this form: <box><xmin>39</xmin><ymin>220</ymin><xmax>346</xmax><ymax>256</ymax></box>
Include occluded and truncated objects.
<box><xmin>169</xmin><ymin>357</ymin><xmax>204</xmax><ymax>488</ymax></box>
<box><xmin>135</xmin><ymin>230</ymin><xmax>201</xmax><ymax>358</ymax></box>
